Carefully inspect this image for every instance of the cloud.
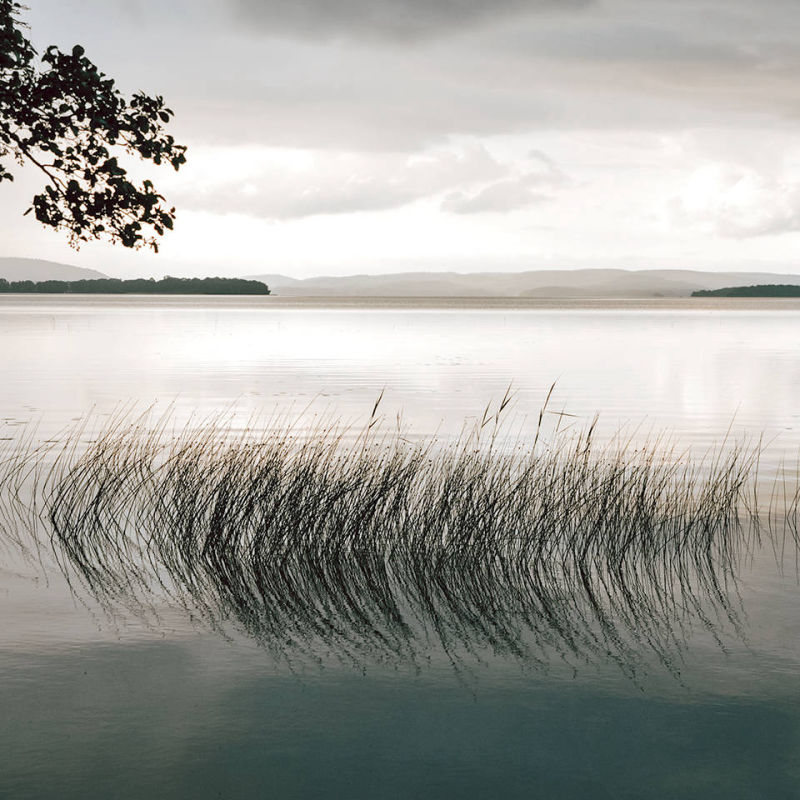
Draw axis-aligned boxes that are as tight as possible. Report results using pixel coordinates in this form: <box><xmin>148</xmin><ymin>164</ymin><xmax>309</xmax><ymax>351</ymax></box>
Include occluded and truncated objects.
<box><xmin>31</xmin><ymin>0</ymin><xmax>800</xmax><ymax>152</ymax></box>
<box><xmin>176</xmin><ymin>144</ymin><xmax>510</xmax><ymax>219</ymax></box>
<box><xmin>669</xmin><ymin>164</ymin><xmax>800</xmax><ymax>238</ymax></box>
<box><xmin>442</xmin><ymin>150</ymin><xmax>568</xmax><ymax>214</ymax></box>
<box><xmin>176</xmin><ymin>0</ymin><xmax>800</xmax><ymax>151</ymax></box>
<box><xmin>441</xmin><ymin>177</ymin><xmax>547</xmax><ymax>214</ymax></box>
<box><xmin>176</xmin><ymin>145</ymin><xmax>573</xmax><ymax>220</ymax></box>
<box><xmin>230</xmin><ymin>0</ymin><xmax>592</xmax><ymax>42</ymax></box>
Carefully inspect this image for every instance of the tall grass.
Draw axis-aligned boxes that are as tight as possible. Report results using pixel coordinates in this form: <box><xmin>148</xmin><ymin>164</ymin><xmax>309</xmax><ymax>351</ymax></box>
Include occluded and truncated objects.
<box><xmin>0</xmin><ymin>398</ymin><xmax>797</xmax><ymax>676</ymax></box>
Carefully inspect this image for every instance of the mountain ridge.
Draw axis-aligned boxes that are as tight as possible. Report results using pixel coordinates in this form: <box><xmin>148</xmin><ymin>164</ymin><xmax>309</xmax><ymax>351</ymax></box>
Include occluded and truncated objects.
<box><xmin>0</xmin><ymin>258</ymin><xmax>108</xmax><ymax>282</ymax></box>
<box><xmin>248</xmin><ymin>268</ymin><xmax>800</xmax><ymax>298</ymax></box>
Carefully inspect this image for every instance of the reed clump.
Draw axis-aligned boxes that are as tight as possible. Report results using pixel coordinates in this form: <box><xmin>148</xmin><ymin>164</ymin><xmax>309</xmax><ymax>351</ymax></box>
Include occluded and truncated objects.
<box><xmin>0</xmin><ymin>400</ymin><xmax>796</xmax><ymax>676</ymax></box>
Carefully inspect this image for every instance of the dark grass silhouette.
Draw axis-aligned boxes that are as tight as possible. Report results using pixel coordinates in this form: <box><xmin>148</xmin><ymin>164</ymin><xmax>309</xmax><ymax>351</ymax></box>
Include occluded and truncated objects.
<box><xmin>1</xmin><ymin>397</ymin><xmax>797</xmax><ymax>678</ymax></box>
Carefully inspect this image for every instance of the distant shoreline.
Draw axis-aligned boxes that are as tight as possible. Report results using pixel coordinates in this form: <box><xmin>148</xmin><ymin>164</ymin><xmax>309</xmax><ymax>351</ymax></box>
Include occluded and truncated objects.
<box><xmin>692</xmin><ymin>284</ymin><xmax>800</xmax><ymax>298</ymax></box>
<box><xmin>0</xmin><ymin>277</ymin><xmax>270</xmax><ymax>295</ymax></box>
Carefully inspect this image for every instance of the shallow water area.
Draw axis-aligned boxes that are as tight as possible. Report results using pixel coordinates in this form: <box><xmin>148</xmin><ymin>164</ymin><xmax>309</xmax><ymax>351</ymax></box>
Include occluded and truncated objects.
<box><xmin>3</xmin><ymin>295</ymin><xmax>800</xmax><ymax>798</ymax></box>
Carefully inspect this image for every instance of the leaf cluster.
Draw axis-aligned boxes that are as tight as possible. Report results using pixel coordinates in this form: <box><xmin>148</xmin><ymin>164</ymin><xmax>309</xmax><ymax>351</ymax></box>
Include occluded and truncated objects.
<box><xmin>0</xmin><ymin>1</ymin><xmax>187</xmax><ymax>250</ymax></box>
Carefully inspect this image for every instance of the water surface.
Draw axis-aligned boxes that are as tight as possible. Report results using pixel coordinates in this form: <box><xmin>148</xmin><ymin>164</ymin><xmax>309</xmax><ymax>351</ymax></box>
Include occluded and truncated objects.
<box><xmin>2</xmin><ymin>296</ymin><xmax>800</xmax><ymax>799</ymax></box>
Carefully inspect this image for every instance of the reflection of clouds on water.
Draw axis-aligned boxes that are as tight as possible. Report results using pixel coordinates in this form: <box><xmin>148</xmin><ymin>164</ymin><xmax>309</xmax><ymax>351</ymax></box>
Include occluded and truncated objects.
<box><xmin>2</xmin><ymin>299</ymin><xmax>800</xmax><ymax>462</ymax></box>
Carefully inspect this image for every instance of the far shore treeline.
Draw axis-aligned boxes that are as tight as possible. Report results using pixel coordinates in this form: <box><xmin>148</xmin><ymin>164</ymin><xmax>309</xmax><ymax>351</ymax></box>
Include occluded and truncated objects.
<box><xmin>0</xmin><ymin>277</ymin><xmax>270</xmax><ymax>295</ymax></box>
<box><xmin>692</xmin><ymin>284</ymin><xmax>800</xmax><ymax>297</ymax></box>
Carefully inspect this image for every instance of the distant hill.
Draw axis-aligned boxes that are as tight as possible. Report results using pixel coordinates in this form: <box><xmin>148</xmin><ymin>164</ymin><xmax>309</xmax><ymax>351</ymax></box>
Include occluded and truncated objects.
<box><xmin>248</xmin><ymin>269</ymin><xmax>800</xmax><ymax>298</ymax></box>
<box><xmin>0</xmin><ymin>258</ymin><xmax>107</xmax><ymax>282</ymax></box>
<box><xmin>693</xmin><ymin>284</ymin><xmax>800</xmax><ymax>298</ymax></box>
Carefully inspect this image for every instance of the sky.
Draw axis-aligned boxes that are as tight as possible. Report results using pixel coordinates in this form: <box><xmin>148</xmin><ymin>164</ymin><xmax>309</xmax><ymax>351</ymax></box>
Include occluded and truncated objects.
<box><xmin>2</xmin><ymin>0</ymin><xmax>800</xmax><ymax>278</ymax></box>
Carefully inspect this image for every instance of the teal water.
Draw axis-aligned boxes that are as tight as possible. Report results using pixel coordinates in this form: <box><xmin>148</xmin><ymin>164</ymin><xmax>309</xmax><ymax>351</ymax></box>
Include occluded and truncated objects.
<box><xmin>3</xmin><ymin>643</ymin><xmax>800</xmax><ymax>799</ymax></box>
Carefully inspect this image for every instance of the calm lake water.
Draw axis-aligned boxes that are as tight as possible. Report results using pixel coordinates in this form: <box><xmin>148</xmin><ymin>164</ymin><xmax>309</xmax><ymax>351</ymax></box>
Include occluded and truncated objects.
<box><xmin>2</xmin><ymin>295</ymin><xmax>800</xmax><ymax>799</ymax></box>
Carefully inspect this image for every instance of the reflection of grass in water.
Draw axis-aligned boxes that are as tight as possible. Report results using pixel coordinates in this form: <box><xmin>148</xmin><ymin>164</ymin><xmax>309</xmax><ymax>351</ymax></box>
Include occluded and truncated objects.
<box><xmin>0</xmin><ymin>395</ymin><xmax>798</xmax><ymax>678</ymax></box>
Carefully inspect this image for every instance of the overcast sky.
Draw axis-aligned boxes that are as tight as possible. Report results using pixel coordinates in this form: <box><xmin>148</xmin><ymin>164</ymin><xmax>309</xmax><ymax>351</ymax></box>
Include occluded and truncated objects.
<box><xmin>3</xmin><ymin>0</ymin><xmax>800</xmax><ymax>278</ymax></box>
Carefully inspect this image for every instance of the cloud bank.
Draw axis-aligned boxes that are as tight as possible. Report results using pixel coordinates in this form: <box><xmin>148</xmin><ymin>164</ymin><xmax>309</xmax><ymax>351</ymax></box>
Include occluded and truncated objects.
<box><xmin>175</xmin><ymin>145</ymin><xmax>571</xmax><ymax>220</ymax></box>
<box><xmin>671</xmin><ymin>164</ymin><xmax>800</xmax><ymax>238</ymax></box>
<box><xmin>230</xmin><ymin>0</ymin><xmax>592</xmax><ymax>42</ymax></box>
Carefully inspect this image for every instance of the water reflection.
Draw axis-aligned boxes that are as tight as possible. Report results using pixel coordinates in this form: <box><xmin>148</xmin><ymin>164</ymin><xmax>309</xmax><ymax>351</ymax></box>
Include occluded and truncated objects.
<box><xmin>3</xmin><ymin>296</ymin><xmax>800</xmax><ymax>459</ymax></box>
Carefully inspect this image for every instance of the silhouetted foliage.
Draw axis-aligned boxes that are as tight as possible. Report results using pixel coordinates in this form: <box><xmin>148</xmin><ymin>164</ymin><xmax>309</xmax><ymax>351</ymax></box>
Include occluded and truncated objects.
<box><xmin>0</xmin><ymin>1</ymin><xmax>186</xmax><ymax>251</ymax></box>
<box><xmin>0</xmin><ymin>276</ymin><xmax>270</xmax><ymax>294</ymax></box>
<box><xmin>693</xmin><ymin>285</ymin><xmax>800</xmax><ymax>298</ymax></box>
